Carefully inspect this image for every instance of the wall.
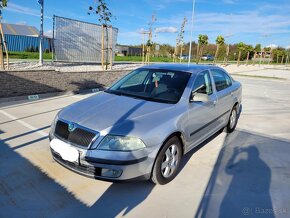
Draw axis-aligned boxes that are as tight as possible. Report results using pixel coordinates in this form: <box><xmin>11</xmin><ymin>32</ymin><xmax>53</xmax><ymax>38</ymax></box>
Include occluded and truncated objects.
<box><xmin>0</xmin><ymin>70</ymin><xmax>130</xmax><ymax>98</ymax></box>
<box><xmin>4</xmin><ymin>34</ymin><xmax>51</xmax><ymax>52</ymax></box>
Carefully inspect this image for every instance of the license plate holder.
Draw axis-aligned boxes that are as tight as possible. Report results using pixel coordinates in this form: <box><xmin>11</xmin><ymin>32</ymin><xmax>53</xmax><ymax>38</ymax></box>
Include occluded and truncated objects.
<box><xmin>50</xmin><ymin>139</ymin><xmax>79</xmax><ymax>163</ymax></box>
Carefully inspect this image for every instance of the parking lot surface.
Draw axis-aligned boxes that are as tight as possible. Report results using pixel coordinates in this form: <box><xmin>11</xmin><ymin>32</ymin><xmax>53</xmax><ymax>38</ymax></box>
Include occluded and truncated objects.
<box><xmin>1</xmin><ymin>75</ymin><xmax>290</xmax><ymax>218</ymax></box>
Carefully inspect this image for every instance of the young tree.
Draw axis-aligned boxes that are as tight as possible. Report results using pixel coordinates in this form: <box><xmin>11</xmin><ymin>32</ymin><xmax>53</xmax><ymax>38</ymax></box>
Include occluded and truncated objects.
<box><xmin>252</xmin><ymin>44</ymin><xmax>261</xmax><ymax>65</ymax></box>
<box><xmin>89</xmin><ymin>0</ymin><xmax>113</xmax><ymax>70</ymax></box>
<box><xmin>214</xmin><ymin>35</ymin><xmax>225</xmax><ymax>64</ymax></box>
<box><xmin>0</xmin><ymin>0</ymin><xmax>8</xmax><ymax>70</ymax></box>
<box><xmin>237</xmin><ymin>42</ymin><xmax>245</xmax><ymax>65</ymax></box>
<box><xmin>197</xmin><ymin>34</ymin><xmax>209</xmax><ymax>64</ymax></box>
<box><xmin>245</xmin><ymin>45</ymin><xmax>253</xmax><ymax>65</ymax></box>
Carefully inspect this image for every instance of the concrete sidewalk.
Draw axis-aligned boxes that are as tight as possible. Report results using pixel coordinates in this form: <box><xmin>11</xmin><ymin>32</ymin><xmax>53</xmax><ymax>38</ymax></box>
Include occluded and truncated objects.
<box><xmin>0</xmin><ymin>76</ymin><xmax>290</xmax><ymax>217</ymax></box>
<box><xmin>221</xmin><ymin>64</ymin><xmax>290</xmax><ymax>80</ymax></box>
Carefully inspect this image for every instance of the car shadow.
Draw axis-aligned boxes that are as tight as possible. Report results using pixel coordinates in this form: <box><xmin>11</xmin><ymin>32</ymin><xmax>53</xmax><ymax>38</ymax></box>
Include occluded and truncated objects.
<box><xmin>0</xmin><ymin>107</ymin><xmax>154</xmax><ymax>218</ymax></box>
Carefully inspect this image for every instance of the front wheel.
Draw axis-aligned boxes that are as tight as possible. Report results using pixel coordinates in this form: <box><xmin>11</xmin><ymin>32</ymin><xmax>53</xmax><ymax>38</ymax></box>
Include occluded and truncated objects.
<box><xmin>151</xmin><ymin>136</ymin><xmax>182</xmax><ymax>185</ymax></box>
<box><xmin>226</xmin><ymin>105</ymin><xmax>238</xmax><ymax>133</ymax></box>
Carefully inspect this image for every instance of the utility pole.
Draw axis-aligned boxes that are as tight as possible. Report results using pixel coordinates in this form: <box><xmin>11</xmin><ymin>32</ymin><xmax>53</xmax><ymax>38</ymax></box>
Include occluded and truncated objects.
<box><xmin>38</xmin><ymin>0</ymin><xmax>44</xmax><ymax>66</ymax></box>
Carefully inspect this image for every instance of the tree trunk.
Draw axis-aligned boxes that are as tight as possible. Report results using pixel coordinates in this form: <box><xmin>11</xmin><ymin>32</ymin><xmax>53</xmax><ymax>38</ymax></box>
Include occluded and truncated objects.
<box><xmin>252</xmin><ymin>52</ymin><xmax>257</xmax><ymax>65</ymax></box>
<box><xmin>281</xmin><ymin>56</ymin><xmax>284</xmax><ymax>64</ymax></box>
<box><xmin>237</xmin><ymin>51</ymin><xmax>241</xmax><ymax>66</ymax></box>
<box><xmin>105</xmin><ymin>25</ymin><xmax>109</xmax><ymax>70</ymax></box>
<box><xmin>196</xmin><ymin>44</ymin><xmax>200</xmax><ymax>63</ymax></box>
<box><xmin>246</xmin><ymin>51</ymin><xmax>250</xmax><ymax>65</ymax></box>
<box><xmin>214</xmin><ymin>44</ymin><xmax>219</xmax><ymax>64</ymax></box>
<box><xmin>198</xmin><ymin>46</ymin><xmax>204</xmax><ymax>64</ymax></box>
<box><xmin>268</xmin><ymin>52</ymin><xmax>272</xmax><ymax>65</ymax></box>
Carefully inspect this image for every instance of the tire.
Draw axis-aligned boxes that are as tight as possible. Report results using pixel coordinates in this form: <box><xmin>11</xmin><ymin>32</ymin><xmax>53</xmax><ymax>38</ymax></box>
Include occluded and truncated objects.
<box><xmin>226</xmin><ymin>105</ymin><xmax>238</xmax><ymax>133</ymax></box>
<box><xmin>151</xmin><ymin>136</ymin><xmax>182</xmax><ymax>185</ymax></box>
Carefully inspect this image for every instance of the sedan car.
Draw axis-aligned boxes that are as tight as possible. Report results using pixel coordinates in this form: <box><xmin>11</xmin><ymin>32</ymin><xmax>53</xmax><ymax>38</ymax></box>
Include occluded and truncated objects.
<box><xmin>49</xmin><ymin>64</ymin><xmax>242</xmax><ymax>185</ymax></box>
<box><xmin>201</xmin><ymin>55</ymin><xmax>214</xmax><ymax>61</ymax></box>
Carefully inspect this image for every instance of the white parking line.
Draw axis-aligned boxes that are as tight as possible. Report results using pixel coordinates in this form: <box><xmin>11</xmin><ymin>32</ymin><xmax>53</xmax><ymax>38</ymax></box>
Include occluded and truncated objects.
<box><xmin>0</xmin><ymin>110</ymin><xmax>48</xmax><ymax>137</ymax></box>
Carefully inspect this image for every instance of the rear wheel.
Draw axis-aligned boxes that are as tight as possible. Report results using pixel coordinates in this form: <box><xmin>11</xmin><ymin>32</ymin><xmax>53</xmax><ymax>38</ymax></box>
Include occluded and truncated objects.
<box><xmin>226</xmin><ymin>105</ymin><xmax>238</xmax><ymax>133</ymax></box>
<box><xmin>151</xmin><ymin>136</ymin><xmax>182</xmax><ymax>185</ymax></box>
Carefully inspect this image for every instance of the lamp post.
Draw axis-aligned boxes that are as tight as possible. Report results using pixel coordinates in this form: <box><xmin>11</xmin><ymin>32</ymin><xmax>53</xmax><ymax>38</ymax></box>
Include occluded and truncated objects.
<box><xmin>38</xmin><ymin>0</ymin><xmax>44</xmax><ymax>66</ymax></box>
<box><xmin>188</xmin><ymin>0</ymin><xmax>196</xmax><ymax>65</ymax></box>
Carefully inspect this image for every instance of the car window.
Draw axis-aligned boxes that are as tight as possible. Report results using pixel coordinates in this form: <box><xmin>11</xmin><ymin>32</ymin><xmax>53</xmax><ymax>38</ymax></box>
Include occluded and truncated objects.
<box><xmin>211</xmin><ymin>69</ymin><xmax>232</xmax><ymax>91</ymax></box>
<box><xmin>120</xmin><ymin>70</ymin><xmax>148</xmax><ymax>88</ymax></box>
<box><xmin>107</xmin><ymin>69</ymin><xmax>191</xmax><ymax>104</ymax></box>
<box><xmin>192</xmin><ymin>70</ymin><xmax>213</xmax><ymax>95</ymax></box>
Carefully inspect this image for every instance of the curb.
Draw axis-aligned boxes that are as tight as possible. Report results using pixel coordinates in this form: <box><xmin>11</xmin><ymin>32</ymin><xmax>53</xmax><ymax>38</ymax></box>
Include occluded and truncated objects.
<box><xmin>0</xmin><ymin>87</ymin><xmax>105</xmax><ymax>104</ymax></box>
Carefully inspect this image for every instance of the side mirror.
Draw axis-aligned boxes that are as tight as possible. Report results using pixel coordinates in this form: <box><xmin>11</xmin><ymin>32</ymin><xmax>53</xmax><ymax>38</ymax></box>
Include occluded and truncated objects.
<box><xmin>190</xmin><ymin>92</ymin><xmax>210</xmax><ymax>102</ymax></box>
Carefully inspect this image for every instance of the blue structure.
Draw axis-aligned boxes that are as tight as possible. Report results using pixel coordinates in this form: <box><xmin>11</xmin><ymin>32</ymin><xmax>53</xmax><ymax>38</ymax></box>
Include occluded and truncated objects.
<box><xmin>2</xmin><ymin>23</ymin><xmax>52</xmax><ymax>52</ymax></box>
<box><xmin>4</xmin><ymin>34</ymin><xmax>51</xmax><ymax>52</ymax></box>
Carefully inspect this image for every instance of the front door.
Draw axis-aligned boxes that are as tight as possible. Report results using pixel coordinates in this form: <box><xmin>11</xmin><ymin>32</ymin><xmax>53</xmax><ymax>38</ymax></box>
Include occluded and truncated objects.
<box><xmin>186</xmin><ymin>70</ymin><xmax>218</xmax><ymax>151</ymax></box>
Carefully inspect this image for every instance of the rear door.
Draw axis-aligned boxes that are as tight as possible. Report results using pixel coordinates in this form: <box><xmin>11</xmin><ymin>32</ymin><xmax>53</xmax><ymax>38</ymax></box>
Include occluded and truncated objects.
<box><xmin>210</xmin><ymin>69</ymin><xmax>234</xmax><ymax>127</ymax></box>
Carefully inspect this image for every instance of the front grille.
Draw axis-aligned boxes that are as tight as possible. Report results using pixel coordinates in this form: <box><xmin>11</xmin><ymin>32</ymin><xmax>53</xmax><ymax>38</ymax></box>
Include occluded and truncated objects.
<box><xmin>54</xmin><ymin>120</ymin><xmax>96</xmax><ymax>148</ymax></box>
<box><xmin>51</xmin><ymin>149</ymin><xmax>102</xmax><ymax>177</ymax></box>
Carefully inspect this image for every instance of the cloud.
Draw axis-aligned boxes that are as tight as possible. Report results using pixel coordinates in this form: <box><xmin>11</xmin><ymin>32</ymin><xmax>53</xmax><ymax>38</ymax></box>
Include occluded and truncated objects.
<box><xmin>155</xmin><ymin>27</ymin><xmax>178</xmax><ymax>33</ymax></box>
<box><xmin>159</xmin><ymin>11</ymin><xmax>290</xmax><ymax>36</ymax></box>
<box><xmin>265</xmin><ymin>44</ymin><xmax>278</xmax><ymax>49</ymax></box>
<box><xmin>4</xmin><ymin>3</ymin><xmax>51</xmax><ymax>19</ymax></box>
<box><xmin>44</xmin><ymin>30</ymin><xmax>53</xmax><ymax>37</ymax></box>
<box><xmin>223</xmin><ymin>0</ymin><xmax>236</xmax><ymax>4</ymax></box>
<box><xmin>286</xmin><ymin>45</ymin><xmax>290</xmax><ymax>50</ymax></box>
<box><xmin>16</xmin><ymin>21</ymin><xmax>27</xmax><ymax>25</ymax></box>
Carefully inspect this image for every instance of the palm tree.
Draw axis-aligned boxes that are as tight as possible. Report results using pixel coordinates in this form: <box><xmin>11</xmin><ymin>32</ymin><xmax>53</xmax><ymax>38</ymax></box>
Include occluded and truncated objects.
<box><xmin>197</xmin><ymin>34</ymin><xmax>209</xmax><ymax>64</ymax></box>
<box><xmin>245</xmin><ymin>45</ymin><xmax>253</xmax><ymax>65</ymax></box>
<box><xmin>214</xmin><ymin>35</ymin><xmax>225</xmax><ymax>64</ymax></box>
<box><xmin>0</xmin><ymin>0</ymin><xmax>8</xmax><ymax>70</ymax></box>
<box><xmin>237</xmin><ymin>42</ymin><xmax>245</xmax><ymax>66</ymax></box>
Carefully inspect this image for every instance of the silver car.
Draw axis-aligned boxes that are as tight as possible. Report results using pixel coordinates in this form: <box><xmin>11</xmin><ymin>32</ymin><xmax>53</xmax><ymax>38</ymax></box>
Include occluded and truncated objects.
<box><xmin>49</xmin><ymin>64</ymin><xmax>242</xmax><ymax>185</ymax></box>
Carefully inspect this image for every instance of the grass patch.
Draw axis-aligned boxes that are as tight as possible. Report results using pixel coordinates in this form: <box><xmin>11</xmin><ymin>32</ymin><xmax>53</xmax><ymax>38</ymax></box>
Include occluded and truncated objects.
<box><xmin>4</xmin><ymin>52</ymin><xmax>52</xmax><ymax>60</ymax></box>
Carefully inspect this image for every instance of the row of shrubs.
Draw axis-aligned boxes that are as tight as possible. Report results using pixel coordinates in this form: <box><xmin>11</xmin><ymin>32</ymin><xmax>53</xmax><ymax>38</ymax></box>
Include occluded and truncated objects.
<box><xmin>24</xmin><ymin>46</ymin><xmax>50</xmax><ymax>53</ymax></box>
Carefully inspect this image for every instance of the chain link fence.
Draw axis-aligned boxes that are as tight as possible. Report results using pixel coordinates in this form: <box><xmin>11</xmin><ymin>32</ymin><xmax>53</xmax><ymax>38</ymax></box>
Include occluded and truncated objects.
<box><xmin>53</xmin><ymin>16</ymin><xmax>118</xmax><ymax>63</ymax></box>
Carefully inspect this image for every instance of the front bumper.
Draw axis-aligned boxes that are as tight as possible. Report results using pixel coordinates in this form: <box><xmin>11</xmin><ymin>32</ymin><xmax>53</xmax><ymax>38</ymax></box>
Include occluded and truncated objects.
<box><xmin>49</xmin><ymin>138</ymin><xmax>158</xmax><ymax>182</ymax></box>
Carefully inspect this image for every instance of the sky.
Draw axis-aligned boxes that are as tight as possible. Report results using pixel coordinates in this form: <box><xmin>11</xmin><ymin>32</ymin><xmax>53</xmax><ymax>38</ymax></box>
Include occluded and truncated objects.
<box><xmin>2</xmin><ymin>0</ymin><xmax>290</xmax><ymax>48</ymax></box>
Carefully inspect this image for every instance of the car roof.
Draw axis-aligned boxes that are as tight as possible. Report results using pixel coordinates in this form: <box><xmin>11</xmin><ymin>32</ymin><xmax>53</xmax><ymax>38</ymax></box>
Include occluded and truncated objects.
<box><xmin>140</xmin><ymin>63</ymin><xmax>221</xmax><ymax>75</ymax></box>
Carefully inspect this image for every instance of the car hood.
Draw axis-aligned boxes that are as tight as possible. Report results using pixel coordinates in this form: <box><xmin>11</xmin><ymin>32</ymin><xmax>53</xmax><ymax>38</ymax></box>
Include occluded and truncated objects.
<box><xmin>59</xmin><ymin>92</ymin><xmax>176</xmax><ymax>136</ymax></box>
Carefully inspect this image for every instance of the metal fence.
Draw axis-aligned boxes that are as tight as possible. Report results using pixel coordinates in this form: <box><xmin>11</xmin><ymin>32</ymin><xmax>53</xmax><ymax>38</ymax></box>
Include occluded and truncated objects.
<box><xmin>53</xmin><ymin>16</ymin><xmax>118</xmax><ymax>63</ymax></box>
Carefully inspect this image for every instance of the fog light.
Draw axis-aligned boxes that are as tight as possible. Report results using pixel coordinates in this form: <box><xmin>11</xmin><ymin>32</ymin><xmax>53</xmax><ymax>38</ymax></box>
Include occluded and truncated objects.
<box><xmin>101</xmin><ymin>168</ymin><xmax>122</xmax><ymax>178</ymax></box>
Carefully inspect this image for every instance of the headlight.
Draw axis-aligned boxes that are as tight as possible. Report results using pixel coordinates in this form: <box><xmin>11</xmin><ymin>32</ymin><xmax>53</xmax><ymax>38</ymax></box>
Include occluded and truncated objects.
<box><xmin>97</xmin><ymin>135</ymin><xmax>146</xmax><ymax>151</ymax></box>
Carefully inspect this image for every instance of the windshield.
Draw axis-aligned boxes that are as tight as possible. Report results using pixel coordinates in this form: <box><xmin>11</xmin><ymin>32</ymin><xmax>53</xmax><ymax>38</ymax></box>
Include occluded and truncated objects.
<box><xmin>105</xmin><ymin>68</ymin><xmax>191</xmax><ymax>104</ymax></box>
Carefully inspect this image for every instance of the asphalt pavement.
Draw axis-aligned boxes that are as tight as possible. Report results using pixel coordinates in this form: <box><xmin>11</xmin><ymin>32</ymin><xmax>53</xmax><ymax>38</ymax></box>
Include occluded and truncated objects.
<box><xmin>0</xmin><ymin>74</ymin><xmax>290</xmax><ymax>218</ymax></box>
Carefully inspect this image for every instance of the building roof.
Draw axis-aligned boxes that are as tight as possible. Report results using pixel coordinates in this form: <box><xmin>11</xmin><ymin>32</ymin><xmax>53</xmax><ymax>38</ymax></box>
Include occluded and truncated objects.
<box><xmin>2</xmin><ymin>23</ymin><xmax>39</xmax><ymax>36</ymax></box>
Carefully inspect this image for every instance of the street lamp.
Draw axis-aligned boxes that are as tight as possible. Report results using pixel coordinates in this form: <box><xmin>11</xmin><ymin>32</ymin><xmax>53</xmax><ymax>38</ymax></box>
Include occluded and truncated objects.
<box><xmin>38</xmin><ymin>0</ymin><xmax>44</xmax><ymax>66</ymax></box>
<box><xmin>188</xmin><ymin>0</ymin><xmax>196</xmax><ymax>65</ymax></box>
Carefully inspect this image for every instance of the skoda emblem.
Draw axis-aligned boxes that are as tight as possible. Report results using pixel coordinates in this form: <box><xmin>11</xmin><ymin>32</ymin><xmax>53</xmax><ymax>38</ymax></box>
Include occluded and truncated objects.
<box><xmin>68</xmin><ymin>123</ymin><xmax>76</xmax><ymax>132</ymax></box>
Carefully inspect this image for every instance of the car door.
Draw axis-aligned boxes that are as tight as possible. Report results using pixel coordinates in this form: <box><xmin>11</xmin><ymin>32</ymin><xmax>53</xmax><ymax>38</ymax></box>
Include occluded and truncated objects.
<box><xmin>210</xmin><ymin>69</ymin><xmax>234</xmax><ymax>127</ymax></box>
<box><xmin>186</xmin><ymin>70</ymin><xmax>218</xmax><ymax>151</ymax></box>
